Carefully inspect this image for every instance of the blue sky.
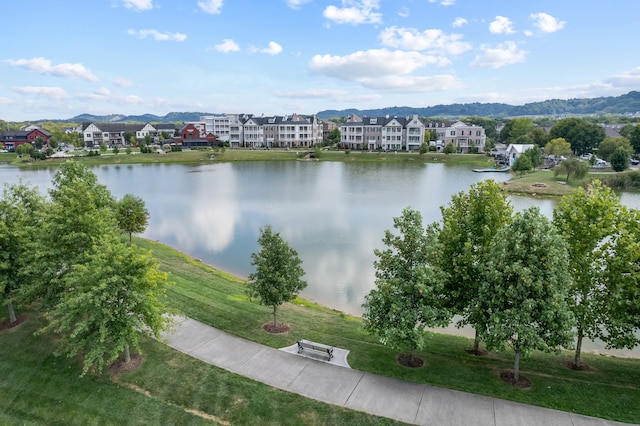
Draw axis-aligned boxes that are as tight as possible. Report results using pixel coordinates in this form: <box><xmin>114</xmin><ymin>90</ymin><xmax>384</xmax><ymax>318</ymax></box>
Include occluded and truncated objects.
<box><xmin>1</xmin><ymin>0</ymin><xmax>638</xmax><ymax>121</ymax></box>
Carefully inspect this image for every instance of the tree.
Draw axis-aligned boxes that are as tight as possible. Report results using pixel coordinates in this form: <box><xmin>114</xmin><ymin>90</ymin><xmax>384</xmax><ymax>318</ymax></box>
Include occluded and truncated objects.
<box><xmin>553</xmin><ymin>181</ymin><xmax>628</xmax><ymax>367</ymax></box>
<box><xmin>38</xmin><ymin>234</ymin><xmax>173</xmax><ymax>376</ymax></box>
<box><xmin>443</xmin><ymin>142</ymin><xmax>455</xmax><ymax>154</ymax></box>
<box><xmin>627</xmin><ymin>125</ymin><xmax>640</xmax><ymax>154</ymax></box>
<box><xmin>523</xmin><ymin>145</ymin><xmax>544</xmax><ymax>169</ymax></box>
<box><xmin>610</xmin><ymin>146</ymin><xmax>630</xmax><ymax>172</ymax></box>
<box><xmin>16</xmin><ymin>143</ymin><xmax>34</xmax><ymax>156</ymax></box>
<box><xmin>597</xmin><ymin>137</ymin><xmax>632</xmax><ymax>161</ymax></box>
<box><xmin>0</xmin><ymin>183</ymin><xmax>46</xmax><ymax>324</ymax></box>
<box><xmin>549</xmin><ymin>118</ymin><xmax>605</xmax><ymax>155</ymax></box>
<box><xmin>112</xmin><ymin>146</ymin><xmax>119</xmax><ymax>155</ymax></box>
<box><xmin>418</xmin><ymin>141</ymin><xmax>429</xmax><ymax>156</ymax></box>
<box><xmin>554</xmin><ymin>157</ymin><xmax>588</xmax><ymax>182</ymax></box>
<box><xmin>600</xmin><ymin>208</ymin><xmax>640</xmax><ymax>350</ymax></box>
<box><xmin>479</xmin><ymin>207</ymin><xmax>573</xmax><ymax>383</ymax></box>
<box><xmin>116</xmin><ymin>194</ymin><xmax>150</xmax><ymax>244</ymax></box>
<box><xmin>327</xmin><ymin>128</ymin><xmax>341</xmax><ymax>145</ymax></box>
<box><xmin>246</xmin><ymin>225</ymin><xmax>306</xmax><ymax>329</ymax></box>
<box><xmin>512</xmin><ymin>154</ymin><xmax>532</xmax><ymax>177</ymax></box>
<box><xmin>529</xmin><ymin>127</ymin><xmax>549</xmax><ymax>147</ymax></box>
<box><xmin>544</xmin><ymin>137</ymin><xmax>572</xmax><ymax>158</ymax></box>
<box><xmin>500</xmin><ymin>118</ymin><xmax>534</xmax><ymax>143</ymax></box>
<box><xmin>435</xmin><ymin>180</ymin><xmax>513</xmax><ymax>353</ymax></box>
<box><xmin>26</xmin><ymin>162</ymin><xmax>117</xmax><ymax>306</ymax></box>
<box><xmin>362</xmin><ymin>208</ymin><xmax>450</xmax><ymax>366</ymax></box>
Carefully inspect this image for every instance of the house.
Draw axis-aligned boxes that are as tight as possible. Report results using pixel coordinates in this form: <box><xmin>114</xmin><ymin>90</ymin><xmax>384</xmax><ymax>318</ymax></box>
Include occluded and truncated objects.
<box><xmin>173</xmin><ymin>123</ymin><xmax>216</xmax><ymax>148</ymax></box>
<box><xmin>0</xmin><ymin>128</ymin><xmax>51</xmax><ymax>150</ymax></box>
<box><xmin>77</xmin><ymin>122</ymin><xmax>177</xmax><ymax>147</ymax></box>
<box><xmin>505</xmin><ymin>144</ymin><xmax>535</xmax><ymax>165</ymax></box>
<box><xmin>441</xmin><ymin>121</ymin><xmax>487</xmax><ymax>153</ymax></box>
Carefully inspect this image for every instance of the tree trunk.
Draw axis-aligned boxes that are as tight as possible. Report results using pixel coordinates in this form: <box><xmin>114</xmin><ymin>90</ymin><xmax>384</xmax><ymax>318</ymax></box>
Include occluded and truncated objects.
<box><xmin>473</xmin><ymin>329</ymin><xmax>480</xmax><ymax>353</ymax></box>
<box><xmin>124</xmin><ymin>345</ymin><xmax>131</xmax><ymax>364</ymax></box>
<box><xmin>574</xmin><ymin>328</ymin><xmax>583</xmax><ymax>368</ymax></box>
<box><xmin>129</xmin><ymin>233</ymin><xmax>132</xmax><ymax>246</ymax></box>
<box><xmin>514</xmin><ymin>349</ymin><xmax>520</xmax><ymax>382</ymax></box>
<box><xmin>272</xmin><ymin>305</ymin><xmax>277</xmax><ymax>327</ymax></box>
<box><xmin>8</xmin><ymin>301</ymin><xmax>16</xmax><ymax>324</ymax></box>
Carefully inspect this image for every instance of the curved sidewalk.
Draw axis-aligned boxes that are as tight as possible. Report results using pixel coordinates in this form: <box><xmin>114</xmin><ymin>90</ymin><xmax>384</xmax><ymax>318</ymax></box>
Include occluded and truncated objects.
<box><xmin>162</xmin><ymin>316</ymin><xmax>633</xmax><ymax>426</ymax></box>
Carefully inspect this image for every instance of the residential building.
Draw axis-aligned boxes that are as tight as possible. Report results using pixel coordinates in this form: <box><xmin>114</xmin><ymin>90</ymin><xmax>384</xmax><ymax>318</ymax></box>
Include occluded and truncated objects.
<box><xmin>0</xmin><ymin>128</ymin><xmax>51</xmax><ymax>150</ymax></box>
<box><xmin>173</xmin><ymin>122</ymin><xmax>216</xmax><ymax>148</ymax></box>
<box><xmin>505</xmin><ymin>143</ymin><xmax>535</xmax><ymax>165</ymax></box>
<box><xmin>441</xmin><ymin>121</ymin><xmax>487</xmax><ymax>153</ymax></box>
<box><xmin>339</xmin><ymin>114</ymin><xmax>425</xmax><ymax>151</ymax></box>
<box><xmin>77</xmin><ymin>122</ymin><xmax>177</xmax><ymax>147</ymax></box>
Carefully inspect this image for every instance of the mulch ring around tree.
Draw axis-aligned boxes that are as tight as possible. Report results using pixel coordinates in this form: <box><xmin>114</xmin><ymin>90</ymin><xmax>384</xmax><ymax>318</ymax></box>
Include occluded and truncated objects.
<box><xmin>0</xmin><ymin>314</ymin><xmax>28</xmax><ymax>331</ymax></box>
<box><xmin>262</xmin><ymin>323</ymin><xmax>291</xmax><ymax>334</ymax></box>
<box><xmin>562</xmin><ymin>359</ymin><xmax>591</xmax><ymax>371</ymax></box>
<box><xmin>109</xmin><ymin>354</ymin><xmax>143</xmax><ymax>375</ymax></box>
<box><xmin>500</xmin><ymin>370</ymin><xmax>532</xmax><ymax>389</ymax></box>
<box><xmin>397</xmin><ymin>353</ymin><xmax>424</xmax><ymax>368</ymax></box>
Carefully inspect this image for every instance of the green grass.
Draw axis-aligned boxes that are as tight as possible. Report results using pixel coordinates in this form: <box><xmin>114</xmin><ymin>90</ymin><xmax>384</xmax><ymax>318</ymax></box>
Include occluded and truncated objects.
<box><xmin>0</xmin><ymin>312</ymin><xmax>403</xmax><ymax>425</ymax></box>
<box><xmin>134</xmin><ymin>238</ymin><xmax>640</xmax><ymax>424</ymax></box>
<box><xmin>7</xmin><ymin>148</ymin><xmax>492</xmax><ymax>168</ymax></box>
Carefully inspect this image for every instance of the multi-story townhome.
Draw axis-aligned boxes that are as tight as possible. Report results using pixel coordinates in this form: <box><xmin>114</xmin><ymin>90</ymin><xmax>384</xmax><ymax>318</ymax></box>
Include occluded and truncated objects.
<box><xmin>201</xmin><ymin>115</ymin><xmax>232</xmax><ymax>142</ymax></box>
<box><xmin>441</xmin><ymin>121</ymin><xmax>486</xmax><ymax>153</ymax></box>
<box><xmin>339</xmin><ymin>114</ymin><xmax>425</xmax><ymax>151</ymax></box>
<box><xmin>242</xmin><ymin>116</ymin><xmax>266</xmax><ymax>148</ymax></box>
<box><xmin>321</xmin><ymin>120</ymin><xmax>337</xmax><ymax>142</ymax></box>
<box><xmin>78</xmin><ymin>122</ymin><xmax>176</xmax><ymax>147</ymax></box>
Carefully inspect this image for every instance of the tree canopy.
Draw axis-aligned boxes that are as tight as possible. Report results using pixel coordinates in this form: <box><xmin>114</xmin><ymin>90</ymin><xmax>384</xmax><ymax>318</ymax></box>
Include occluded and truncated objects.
<box><xmin>553</xmin><ymin>181</ymin><xmax>633</xmax><ymax>367</ymax></box>
<box><xmin>479</xmin><ymin>207</ymin><xmax>573</xmax><ymax>382</ymax></box>
<box><xmin>116</xmin><ymin>194</ymin><xmax>150</xmax><ymax>244</ymax></box>
<box><xmin>38</xmin><ymin>234</ymin><xmax>173</xmax><ymax>375</ymax></box>
<box><xmin>499</xmin><ymin>118</ymin><xmax>535</xmax><ymax>143</ymax></box>
<box><xmin>554</xmin><ymin>157</ymin><xmax>588</xmax><ymax>183</ymax></box>
<box><xmin>598</xmin><ymin>137</ymin><xmax>632</xmax><ymax>161</ymax></box>
<box><xmin>0</xmin><ymin>183</ymin><xmax>45</xmax><ymax>324</ymax></box>
<box><xmin>246</xmin><ymin>225</ymin><xmax>306</xmax><ymax>328</ymax></box>
<box><xmin>363</xmin><ymin>207</ymin><xmax>450</xmax><ymax>364</ymax></box>
<box><xmin>544</xmin><ymin>137</ymin><xmax>572</xmax><ymax>158</ymax></box>
<box><xmin>435</xmin><ymin>179</ymin><xmax>513</xmax><ymax>352</ymax></box>
<box><xmin>549</xmin><ymin>118</ymin><xmax>605</xmax><ymax>154</ymax></box>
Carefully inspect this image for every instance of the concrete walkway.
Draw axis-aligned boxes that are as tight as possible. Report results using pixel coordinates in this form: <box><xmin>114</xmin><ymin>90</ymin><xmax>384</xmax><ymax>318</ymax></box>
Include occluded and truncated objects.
<box><xmin>161</xmin><ymin>317</ymin><xmax>633</xmax><ymax>426</ymax></box>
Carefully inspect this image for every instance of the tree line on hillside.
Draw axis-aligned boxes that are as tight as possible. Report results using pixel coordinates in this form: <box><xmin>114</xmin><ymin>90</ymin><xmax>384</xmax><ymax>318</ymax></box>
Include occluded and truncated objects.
<box><xmin>0</xmin><ymin>162</ymin><xmax>171</xmax><ymax>375</ymax></box>
<box><xmin>317</xmin><ymin>90</ymin><xmax>640</xmax><ymax>120</ymax></box>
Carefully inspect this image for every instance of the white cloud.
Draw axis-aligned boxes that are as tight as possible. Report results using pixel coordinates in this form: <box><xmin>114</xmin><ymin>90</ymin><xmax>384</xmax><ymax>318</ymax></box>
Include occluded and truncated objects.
<box><xmin>471</xmin><ymin>41</ymin><xmax>526</xmax><ymax>68</ymax></box>
<box><xmin>260</xmin><ymin>41</ymin><xmax>283</xmax><ymax>55</ymax></box>
<box><xmin>286</xmin><ymin>0</ymin><xmax>311</xmax><ymax>9</ymax></box>
<box><xmin>529</xmin><ymin>12</ymin><xmax>566</xmax><ymax>34</ymax></box>
<box><xmin>452</xmin><ymin>17</ymin><xmax>468</xmax><ymax>28</ymax></box>
<box><xmin>198</xmin><ymin>0</ymin><xmax>223</xmax><ymax>14</ymax></box>
<box><xmin>309</xmin><ymin>49</ymin><xmax>448</xmax><ymax>81</ymax></box>
<box><xmin>214</xmin><ymin>39</ymin><xmax>240</xmax><ymax>53</ymax></box>
<box><xmin>0</xmin><ymin>97</ymin><xmax>13</xmax><ymax>106</ymax></box>
<box><xmin>604</xmin><ymin>67</ymin><xmax>640</xmax><ymax>90</ymax></box>
<box><xmin>428</xmin><ymin>0</ymin><xmax>455</xmax><ymax>5</ymax></box>
<box><xmin>379</xmin><ymin>26</ymin><xmax>471</xmax><ymax>56</ymax></box>
<box><xmin>121</xmin><ymin>0</ymin><xmax>153</xmax><ymax>11</ymax></box>
<box><xmin>94</xmin><ymin>87</ymin><xmax>111</xmax><ymax>97</ymax></box>
<box><xmin>12</xmin><ymin>86</ymin><xmax>68</xmax><ymax>99</ymax></box>
<box><xmin>7</xmin><ymin>57</ymin><xmax>97</xmax><ymax>81</ymax></box>
<box><xmin>489</xmin><ymin>16</ymin><xmax>515</xmax><ymax>34</ymax></box>
<box><xmin>274</xmin><ymin>88</ymin><xmax>381</xmax><ymax>104</ymax></box>
<box><xmin>323</xmin><ymin>0</ymin><xmax>382</xmax><ymax>25</ymax></box>
<box><xmin>397</xmin><ymin>7</ymin><xmax>409</xmax><ymax>18</ymax></box>
<box><xmin>127</xmin><ymin>29</ymin><xmax>187</xmax><ymax>41</ymax></box>
<box><xmin>359</xmin><ymin>74</ymin><xmax>464</xmax><ymax>92</ymax></box>
<box><xmin>114</xmin><ymin>77</ymin><xmax>134</xmax><ymax>87</ymax></box>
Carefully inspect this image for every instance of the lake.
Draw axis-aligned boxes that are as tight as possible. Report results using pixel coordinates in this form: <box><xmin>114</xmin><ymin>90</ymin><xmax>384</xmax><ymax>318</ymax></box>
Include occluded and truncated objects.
<box><xmin>1</xmin><ymin>160</ymin><xmax>638</xmax><ymax>357</ymax></box>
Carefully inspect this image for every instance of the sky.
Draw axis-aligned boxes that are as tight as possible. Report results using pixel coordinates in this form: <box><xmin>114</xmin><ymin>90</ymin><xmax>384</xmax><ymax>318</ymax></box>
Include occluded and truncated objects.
<box><xmin>1</xmin><ymin>0</ymin><xmax>639</xmax><ymax>121</ymax></box>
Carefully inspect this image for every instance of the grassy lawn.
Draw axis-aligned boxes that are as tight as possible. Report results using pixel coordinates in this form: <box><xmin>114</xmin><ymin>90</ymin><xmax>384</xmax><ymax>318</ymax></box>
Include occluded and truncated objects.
<box><xmin>133</xmin><ymin>238</ymin><xmax>640</xmax><ymax>424</ymax></box>
<box><xmin>6</xmin><ymin>148</ymin><xmax>492</xmax><ymax>168</ymax></box>
<box><xmin>0</xmin><ymin>312</ymin><xmax>403</xmax><ymax>426</ymax></box>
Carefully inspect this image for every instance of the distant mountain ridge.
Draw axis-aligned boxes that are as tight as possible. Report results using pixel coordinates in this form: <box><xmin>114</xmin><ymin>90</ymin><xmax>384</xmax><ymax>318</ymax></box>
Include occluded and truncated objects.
<box><xmin>37</xmin><ymin>91</ymin><xmax>640</xmax><ymax>123</ymax></box>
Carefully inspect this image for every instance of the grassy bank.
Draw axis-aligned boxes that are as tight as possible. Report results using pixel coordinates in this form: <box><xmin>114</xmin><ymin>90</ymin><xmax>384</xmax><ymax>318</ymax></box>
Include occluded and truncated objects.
<box><xmin>133</xmin><ymin>238</ymin><xmax>640</xmax><ymax>424</ymax></box>
<box><xmin>5</xmin><ymin>148</ymin><xmax>492</xmax><ymax>168</ymax></box>
<box><xmin>0</xmin><ymin>312</ymin><xmax>402</xmax><ymax>425</ymax></box>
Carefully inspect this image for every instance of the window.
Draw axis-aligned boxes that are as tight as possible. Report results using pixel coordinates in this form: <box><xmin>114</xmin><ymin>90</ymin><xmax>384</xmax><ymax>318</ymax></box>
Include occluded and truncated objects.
<box><xmin>450</xmin><ymin>131</ymin><xmax>456</xmax><ymax>136</ymax></box>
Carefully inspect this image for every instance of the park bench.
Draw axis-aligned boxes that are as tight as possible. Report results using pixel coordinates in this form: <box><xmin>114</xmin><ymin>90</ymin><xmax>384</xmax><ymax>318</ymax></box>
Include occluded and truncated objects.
<box><xmin>297</xmin><ymin>339</ymin><xmax>334</xmax><ymax>361</ymax></box>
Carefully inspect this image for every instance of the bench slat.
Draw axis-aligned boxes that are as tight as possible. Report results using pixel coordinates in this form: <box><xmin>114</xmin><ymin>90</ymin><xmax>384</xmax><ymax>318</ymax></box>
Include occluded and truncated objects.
<box><xmin>297</xmin><ymin>339</ymin><xmax>334</xmax><ymax>360</ymax></box>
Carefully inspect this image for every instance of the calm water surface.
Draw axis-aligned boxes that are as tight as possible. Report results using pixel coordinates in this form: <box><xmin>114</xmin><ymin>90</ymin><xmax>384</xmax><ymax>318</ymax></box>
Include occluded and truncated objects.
<box><xmin>1</xmin><ymin>161</ymin><xmax>637</xmax><ymax>357</ymax></box>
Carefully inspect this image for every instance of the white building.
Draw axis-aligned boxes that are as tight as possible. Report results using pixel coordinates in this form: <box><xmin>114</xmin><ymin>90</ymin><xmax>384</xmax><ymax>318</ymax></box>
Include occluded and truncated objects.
<box><xmin>339</xmin><ymin>114</ymin><xmax>425</xmax><ymax>151</ymax></box>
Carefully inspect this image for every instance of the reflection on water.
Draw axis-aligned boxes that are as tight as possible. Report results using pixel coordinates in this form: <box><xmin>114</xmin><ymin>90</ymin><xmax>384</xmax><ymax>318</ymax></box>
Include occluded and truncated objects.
<box><xmin>1</xmin><ymin>161</ymin><xmax>637</xmax><ymax>357</ymax></box>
